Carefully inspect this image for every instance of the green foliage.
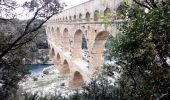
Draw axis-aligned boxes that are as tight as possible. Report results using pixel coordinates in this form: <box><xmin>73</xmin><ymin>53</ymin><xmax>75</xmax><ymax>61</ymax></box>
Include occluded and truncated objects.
<box><xmin>22</xmin><ymin>76</ymin><xmax>122</xmax><ymax>100</ymax></box>
<box><xmin>0</xmin><ymin>0</ymin><xmax>63</xmax><ymax>99</ymax></box>
<box><xmin>108</xmin><ymin>1</ymin><xmax>170</xmax><ymax>99</ymax></box>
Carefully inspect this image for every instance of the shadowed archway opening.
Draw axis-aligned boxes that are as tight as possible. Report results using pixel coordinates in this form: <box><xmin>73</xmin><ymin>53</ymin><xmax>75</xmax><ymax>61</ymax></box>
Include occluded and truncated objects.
<box><xmin>74</xmin><ymin>15</ymin><xmax>76</xmax><ymax>21</ymax></box>
<box><xmin>65</xmin><ymin>17</ymin><xmax>68</xmax><ymax>21</ymax></box>
<box><xmin>82</xmin><ymin>34</ymin><xmax>88</xmax><ymax>50</ymax></box>
<box><xmin>89</xmin><ymin>31</ymin><xmax>109</xmax><ymax>75</ymax></box>
<box><xmin>69</xmin><ymin>16</ymin><xmax>72</xmax><ymax>21</ymax></box>
<box><xmin>53</xmin><ymin>53</ymin><xmax>61</xmax><ymax>69</ymax></box>
<box><xmin>63</xmin><ymin>28</ymin><xmax>70</xmax><ymax>52</ymax></box>
<box><xmin>69</xmin><ymin>71</ymin><xmax>84</xmax><ymax>89</ymax></box>
<box><xmin>60</xmin><ymin>60</ymin><xmax>70</xmax><ymax>76</ymax></box>
<box><xmin>56</xmin><ymin>27</ymin><xmax>61</xmax><ymax>46</ymax></box>
<box><xmin>82</xmin><ymin>34</ymin><xmax>89</xmax><ymax>62</ymax></box>
<box><xmin>86</xmin><ymin>12</ymin><xmax>90</xmax><ymax>21</ymax></box>
<box><xmin>79</xmin><ymin>13</ymin><xmax>82</xmax><ymax>21</ymax></box>
<box><xmin>50</xmin><ymin>48</ymin><xmax>55</xmax><ymax>58</ymax></box>
<box><xmin>56</xmin><ymin>53</ymin><xmax>61</xmax><ymax>65</ymax></box>
<box><xmin>94</xmin><ymin>10</ymin><xmax>99</xmax><ymax>21</ymax></box>
<box><xmin>51</xmin><ymin>27</ymin><xmax>54</xmax><ymax>34</ymax></box>
<box><xmin>72</xmin><ymin>30</ymin><xmax>83</xmax><ymax>59</ymax></box>
<box><xmin>105</xmin><ymin>35</ymin><xmax>115</xmax><ymax>61</ymax></box>
<box><xmin>104</xmin><ymin>8</ymin><xmax>111</xmax><ymax>19</ymax></box>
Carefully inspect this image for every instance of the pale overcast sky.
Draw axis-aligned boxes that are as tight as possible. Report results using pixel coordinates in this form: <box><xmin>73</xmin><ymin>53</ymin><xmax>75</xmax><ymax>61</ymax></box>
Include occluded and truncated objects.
<box><xmin>15</xmin><ymin>0</ymin><xmax>89</xmax><ymax>19</ymax></box>
<box><xmin>62</xmin><ymin>0</ymin><xmax>89</xmax><ymax>9</ymax></box>
<box><xmin>16</xmin><ymin>0</ymin><xmax>89</xmax><ymax>9</ymax></box>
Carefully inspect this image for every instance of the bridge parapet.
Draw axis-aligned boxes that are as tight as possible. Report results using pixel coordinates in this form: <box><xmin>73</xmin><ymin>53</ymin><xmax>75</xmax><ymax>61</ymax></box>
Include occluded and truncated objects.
<box><xmin>47</xmin><ymin>0</ymin><xmax>125</xmax><ymax>24</ymax></box>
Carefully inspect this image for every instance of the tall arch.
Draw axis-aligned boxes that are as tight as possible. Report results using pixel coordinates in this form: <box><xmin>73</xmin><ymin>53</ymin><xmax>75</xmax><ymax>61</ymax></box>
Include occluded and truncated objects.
<box><xmin>56</xmin><ymin>53</ymin><xmax>61</xmax><ymax>65</ymax></box>
<box><xmin>51</xmin><ymin>27</ymin><xmax>55</xmax><ymax>42</ymax></box>
<box><xmin>49</xmin><ymin>48</ymin><xmax>55</xmax><ymax>58</ymax></box>
<box><xmin>116</xmin><ymin>2</ymin><xmax>126</xmax><ymax>19</ymax></box>
<box><xmin>89</xmin><ymin>31</ymin><xmax>109</xmax><ymax>76</ymax></box>
<box><xmin>69</xmin><ymin>16</ymin><xmax>72</xmax><ymax>21</ymax></box>
<box><xmin>53</xmin><ymin>53</ymin><xmax>61</xmax><ymax>69</ymax></box>
<box><xmin>79</xmin><ymin>13</ymin><xmax>82</xmax><ymax>21</ymax></box>
<box><xmin>63</xmin><ymin>28</ymin><xmax>70</xmax><ymax>52</ymax></box>
<box><xmin>104</xmin><ymin>8</ymin><xmax>111</xmax><ymax>19</ymax></box>
<box><xmin>82</xmin><ymin>34</ymin><xmax>88</xmax><ymax>50</ymax></box>
<box><xmin>65</xmin><ymin>17</ymin><xmax>68</xmax><ymax>21</ymax></box>
<box><xmin>60</xmin><ymin>60</ymin><xmax>70</xmax><ymax>76</ymax></box>
<box><xmin>72</xmin><ymin>30</ymin><xmax>83</xmax><ymax>59</ymax></box>
<box><xmin>56</xmin><ymin>27</ymin><xmax>61</xmax><ymax>46</ymax></box>
<box><xmin>86</xmin><ymin>12</ymin><xmax>90</xmax><ymax>21</ymax></box>
<box><xmin>94</xmin><ymin>10</ymin><xmax>99</xmax><ymax>21</ymax></box>
<box><xmin>51</xmin><ymin>27</ymin><xmax>54</xmax><ymax>34</ymax></box>
<box><xmin>73</xmin><ymin>15</ymin><xmax>76</xmax><ymax>21</ymax></box>
<box><xmin>69</xmin><ymin>71</ymin><xmax>84</xmax><ymax>89</ymax></box>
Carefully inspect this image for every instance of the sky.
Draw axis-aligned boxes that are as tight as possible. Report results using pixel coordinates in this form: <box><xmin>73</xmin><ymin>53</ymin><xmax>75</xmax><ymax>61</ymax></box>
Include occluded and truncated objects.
<box><xmin>61</xmin><ymin>0</ymin><xmax>89</xmax><ymax>9</ymax></box>
<box><xmin>16</xmin><ymin>0</ymin><xmax>89</xmax><ymax>9</ymax></box>
<box><xmin>15</xmin><ymin>0</ymin><xmax>89</xmax><ymax>19</ymax></box>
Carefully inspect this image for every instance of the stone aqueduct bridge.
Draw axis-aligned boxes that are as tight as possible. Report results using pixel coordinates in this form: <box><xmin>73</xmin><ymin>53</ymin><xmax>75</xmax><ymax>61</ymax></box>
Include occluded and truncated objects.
<box><xmin>45</xmin><ymin>0</ymin><xmax>124</xmax><ymax>89</ymax></box>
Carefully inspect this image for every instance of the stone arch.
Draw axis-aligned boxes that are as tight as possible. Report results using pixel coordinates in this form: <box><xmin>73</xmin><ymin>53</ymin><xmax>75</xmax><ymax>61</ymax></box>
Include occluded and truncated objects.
<box><xmin>89</xmin><ymin>31</ymin><xmax>109</xmax><ymax>75</ymax></box>
<box><xmin>51</xmin><ymin>27</ymin><xmax>54</xmax><ymax>34</ymax></box>
<box><xmin>86</xmin><ymin>12</ymin><xmax>90</xmax><ymax>21</ymax></box>
<box><xmin>53</xmin><ymin>53</ymin><xmax>62</xmax><ymax>69</ymax></box>
<box><xmin>105</xmin><ymin>35</ymin><xmax>115</xmax><ymax>61</ymax></box>
<box><xmin>63</xmin><ymin>28</ymin><xmax>70</xmax><ymax>52</ymax></box>
<box><xmin>49</xmin><ymin>48</ymin><xmax>55</xmax><ymax>58</ymax></box>
<box><xmin>69</xmin><ymin>16</ymin><xmax>72</xmax><ymax>20</ymax></box>
<box><xmin>65</xmin><ymin>16</ymin><xmax>68</xmax><ymax>21</ymax></box>
<box><xmin>79</xmin><ymin>13</ymin><xmax>82</xmax><ymax>21</ymax></box>
<box><xmin>52</xmin><ymin>48</ymin><xmax>55</xmax><ymax>56</ymax></box>
<box><xmin>82</xmin><ymin>34</ymin><xmax>89</xmax><ymax>62</ymax></box>
<box><xmin>56</xmin><ymin>53</ymin><xmax>61</xmax><ymax>65</ymax></box>
<box><xmin>60</xmin><ymin>60</ymin><xmax>70</xmax><ymax>76</ymax></box>
<box><xmin>82</xmin><ymin>34</ymin><xmax>88</xmax><ymax>50</ymax></box>
<box><xmin>94</xmin><ymin>10</ymin><xmax>99</xmax><ymax>21</ymax></box>
<box><xmin>73</xmin><ymin>15</ymin><xmax>76</xmax><ymax>21</ymax></box>
<box><xmin>48</xmin><ymin>27</ymin><xmax>50</xmax><ymax>33</ymax></box>
<box><xmin>104</xmin><ymin>8</ymin><xmax>111</xmax><ymax>18</ymax></box>
<box><xmin>116</xmin><ymin>2</ymin><xmax>126</xmax><ymax>19</ymax></box>
<box><xmin>72</xmin><ymin>29</ymin><xmax>83</xmax><ymax>59</ymax></box>
<box><xmin>69</xmin><ymin>71</ymin><xmax>84</xmax><ymax>89</ymax></box>
<box><xmin>56</xmin><ymin>27</ymin><xmax>61</xmax><ymax>46</ymax></box>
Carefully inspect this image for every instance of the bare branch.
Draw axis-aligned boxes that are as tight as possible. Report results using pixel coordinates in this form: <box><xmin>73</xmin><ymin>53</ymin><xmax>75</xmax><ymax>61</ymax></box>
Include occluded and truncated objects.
<box><xmin>11</xmin><ymin>32</ymin><xmax>39</xmax><ymax>51</ymax></box>
<box><xmin>0</xmin><ymin>0</ymin><xmax>62</xmax><ymax>59</ymax></box>
<box><xmin>133</xmin><ymin>0</ymin><xmax>151</xmax><ymax>9</ymax></box>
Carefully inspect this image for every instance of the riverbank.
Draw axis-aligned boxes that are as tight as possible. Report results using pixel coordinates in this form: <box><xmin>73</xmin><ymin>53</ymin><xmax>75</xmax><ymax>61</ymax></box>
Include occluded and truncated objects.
<box><xmin>18</xmin><ymin>65</ymin><xmax>73</xmax><ymax>98</ymax></box>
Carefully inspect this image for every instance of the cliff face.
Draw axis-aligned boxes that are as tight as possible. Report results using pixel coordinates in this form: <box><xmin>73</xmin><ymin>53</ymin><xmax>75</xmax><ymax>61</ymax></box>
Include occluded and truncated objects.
<box><xmin>25</xmin><ymin>49</ymin><xmax>50</xmax><ymax>64</ymax></box>
<box><xmin>24</xmin><ymin>27</ymin><xmax>50</xmax><ymax>64</ymax></box>
<box><xmin>0</xmin><ymin>19</ymin><xmax>49</xmax><ymax>64</ymax></box>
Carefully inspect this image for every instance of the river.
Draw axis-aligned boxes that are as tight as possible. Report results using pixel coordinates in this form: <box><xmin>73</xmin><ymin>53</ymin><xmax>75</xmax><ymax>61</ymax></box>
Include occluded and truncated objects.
<box><xmin>26</xmin><ymin>64</ymin><xmax>53</xmax><ymax>75</ymax></box>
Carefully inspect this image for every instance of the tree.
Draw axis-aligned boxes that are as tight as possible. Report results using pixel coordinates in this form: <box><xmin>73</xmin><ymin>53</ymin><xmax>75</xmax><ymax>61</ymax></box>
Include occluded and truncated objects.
<box><xmin>106</xmin><ymin>0</ymin><xmax>170</xmax><ymax>99</ymax></box>
<box><xmin>0</xmin><ymin>0</ymin><xmax>64</xmax><ymax>59</ymax></box>
<box><xmin>0</xmin><ymin>0</ymin><xmax>64</xmax><ymax>99</ymax></box>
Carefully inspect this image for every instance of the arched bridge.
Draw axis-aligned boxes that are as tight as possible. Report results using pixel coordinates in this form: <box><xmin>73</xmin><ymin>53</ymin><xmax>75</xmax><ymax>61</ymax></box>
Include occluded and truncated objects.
<box><xmin>45</xmin><ymin>0</ymin><xmax>124</xmax><ymax>89</ymax></box>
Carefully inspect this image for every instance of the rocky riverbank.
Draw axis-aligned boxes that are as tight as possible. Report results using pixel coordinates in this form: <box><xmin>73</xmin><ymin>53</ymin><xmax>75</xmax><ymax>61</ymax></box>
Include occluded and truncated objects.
<box><xmin>18</xmin><ymin>65</ymin><xmax>73</xmax><ymax>98</ymax></box>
